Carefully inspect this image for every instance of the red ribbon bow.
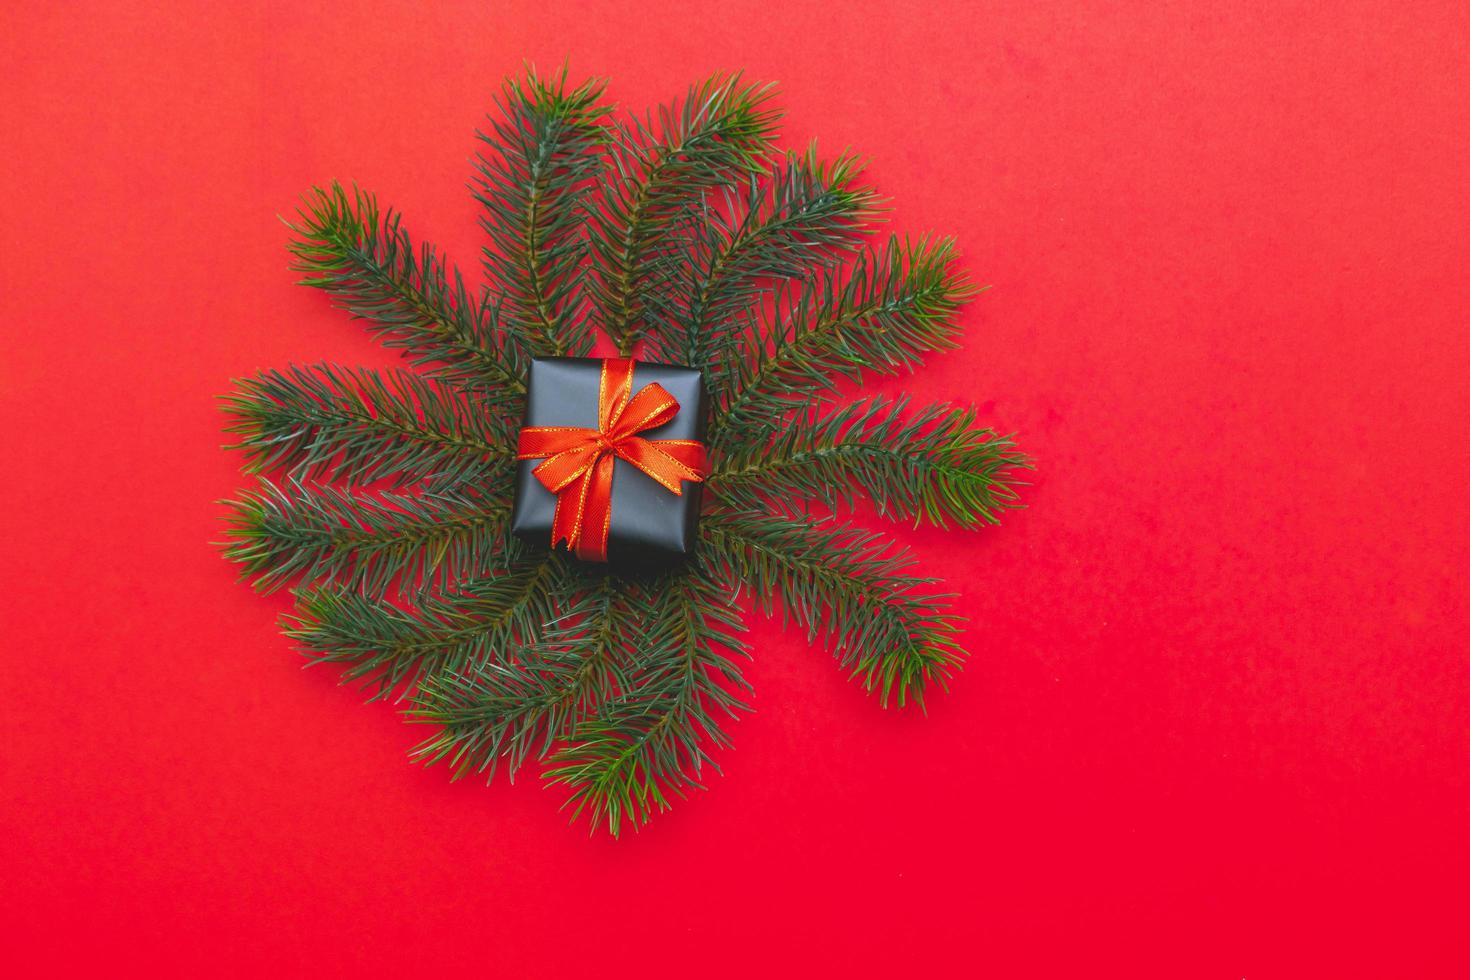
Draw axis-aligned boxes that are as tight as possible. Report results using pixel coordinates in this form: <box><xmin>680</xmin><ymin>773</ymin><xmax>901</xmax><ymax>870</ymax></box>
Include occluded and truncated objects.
<box><xmin>516</xmin><ymin>358</ymin><xmax>708</xmax><ymax>562</ymax></box>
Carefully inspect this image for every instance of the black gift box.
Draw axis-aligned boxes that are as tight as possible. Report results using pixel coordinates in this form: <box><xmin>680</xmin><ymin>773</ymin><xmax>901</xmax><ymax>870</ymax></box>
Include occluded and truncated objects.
<box><xmin>510</xmin><ymin>357</ymin><xmax>707</xmax><ymax>565</ymax></box>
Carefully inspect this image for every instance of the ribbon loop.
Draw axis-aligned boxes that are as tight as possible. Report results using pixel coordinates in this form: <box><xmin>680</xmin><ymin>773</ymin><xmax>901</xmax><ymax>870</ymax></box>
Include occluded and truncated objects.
<box><xmin>516</xmin><ymin>358</ymin><xmax>708</xmax><ymax>562</ymax></box>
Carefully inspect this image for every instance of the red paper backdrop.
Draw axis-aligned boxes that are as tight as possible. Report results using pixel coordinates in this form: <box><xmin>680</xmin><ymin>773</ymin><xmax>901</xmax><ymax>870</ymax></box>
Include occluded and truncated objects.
<box><xmin>3</xmin><ymin>2</ymin><xmax>1467</xmax><ymax>976</ymax></box>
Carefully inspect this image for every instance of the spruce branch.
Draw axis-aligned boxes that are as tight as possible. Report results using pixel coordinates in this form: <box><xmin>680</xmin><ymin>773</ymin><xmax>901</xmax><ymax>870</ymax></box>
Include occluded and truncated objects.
<box><xmin>286</xmin><ymin>553</ymin><xmax>571</xmax><ymax>701</ymax></box>
<box><xmin>643</xmin><ymin>147</ymin><xmax>881</xmax><ymax>372</ymax></box>
<box><xmin>585</xmin><ymin>73</ymin><xmax>782</xmax><ymax>355</ymax></box>
<box><xmin>407</xmin><ymin>577</ymin><xmax>631</xmax><ymax>782</ymax></box>
<box><xmin>285</xmin><ymin>182</ymin><xmax>528</xmax><ymax>403</ymax></box>
<box><xmin>221</xmin><ymin>478</ymin><xmax>512</xmax><ymax>597</ymax></box>
<box><xmin>545</xmin><ymin>566</ymin><xmax>752</xmax><ymax>835</ymax></box>
<box><xmin>712</xmin><ymin>236</ymin><xmax>975</xmax><ymax>443</ymax></box>
<box><xmin>710</xmin><ymin>395</ymin><xmax>1029</xmax><ymax>529</ymax></box>
<box><xmin>474</xmin><ymin>65</ymin><xmax>610</xmax><ymax>357</ymax></box>
<box><xmin>224</xmin><ymin>70</ymin><xmax>1027</xmax><ymax>834</ymax></box>
<box><xmin>701</xmin><ymin>509</ymin><xmax>962</xmax><ymax>708</ymax></box>
<box><xmin>222</xmin><ymin>364</ymin><xmax>515</xmax><ymax>491</ymax></box>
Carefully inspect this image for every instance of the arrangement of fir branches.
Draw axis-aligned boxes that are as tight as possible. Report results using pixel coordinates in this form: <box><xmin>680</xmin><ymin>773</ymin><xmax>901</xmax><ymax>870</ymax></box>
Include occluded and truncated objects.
<box><xmin>222</xmin><ymin>67</ymin><xmax>1029</xmax><ymax>835</ymax></box>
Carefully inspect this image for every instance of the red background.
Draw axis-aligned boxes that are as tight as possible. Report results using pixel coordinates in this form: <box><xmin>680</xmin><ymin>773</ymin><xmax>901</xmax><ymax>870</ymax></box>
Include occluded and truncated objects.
<box><xmin>3</xmin><ymin>2</ymin><xmax>1467</xmax><ymax>976</ymax></box>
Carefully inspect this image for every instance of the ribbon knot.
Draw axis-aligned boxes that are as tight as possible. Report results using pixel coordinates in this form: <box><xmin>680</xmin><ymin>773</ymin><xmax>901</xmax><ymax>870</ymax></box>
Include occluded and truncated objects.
<box><xmin>516</xmin><ymin>358</ymin><xmax>708</xmax><ymax>562</ymax></box>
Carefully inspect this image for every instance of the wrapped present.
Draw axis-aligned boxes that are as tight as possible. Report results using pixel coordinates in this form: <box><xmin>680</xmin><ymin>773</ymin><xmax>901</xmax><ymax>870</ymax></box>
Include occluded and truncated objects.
<box><xmin>511</xmin><ymin>356</ymin><xmax>708</xmax><ymax>564</ymax></box>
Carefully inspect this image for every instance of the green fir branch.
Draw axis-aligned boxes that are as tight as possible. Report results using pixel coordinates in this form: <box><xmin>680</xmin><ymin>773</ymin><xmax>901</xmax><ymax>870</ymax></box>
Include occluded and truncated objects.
<box><xmin>473</xmin><ymin>65</ymin><xmax>610</xmax><ymax>357</ymax></box>
<box><xmin>585</xmin><ymin>73</ymin><xmax>782</xmax><ymax>355</ymax></box>
<box><xmin>712</xmin><ymin>236</ymin><xmax>976</xmax><ymax>443</ymax></box>
<box><xmin>222</xmin><ymin>363</ymin><xmax>515</xmax><ymax>491</ymax></box>
<box><xmin>286</xmin><ymin>552</ymin><xmax>573</xmax><ymax>701</ymax></box>
<box><xmin>221</xmin><ymin>69</ymin><xmax>1027</xmax><ymax>835</ymax></box>
<box><xmin>643</xmin><ymin>147</ymin><xmax>881</xmax><ymax>372</ymax></box>
<box><xmin>710</xmin><ymin>395</ymin><xmax>1029</xmax><ymax>529</ymax></box>
<box><xmin>407</xmin><ymin>577</ymin><xmax>633</xmax><ymax>782</ymax></box>
<box><xmin>285</xmin><ymin>182</ymin><xmax>528</xmax><ymax>403</ymax></box>
<box><xmin>221</xmin><ymin>478</ymin><xmax>512</xmax><ymax>597</ymax></box>
<box><xmin>545</xmin><ymin>567</ymin><xmax>752</xmax><ymax>836</ymax></box>
<box><xmin>701</xmin><ymin>509</ymin><xmax>962</xmax><ymax>708</ymax></box>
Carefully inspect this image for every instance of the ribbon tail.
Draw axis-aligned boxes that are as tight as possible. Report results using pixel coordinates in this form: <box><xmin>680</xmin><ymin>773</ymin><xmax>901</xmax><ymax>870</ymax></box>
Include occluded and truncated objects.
<box><xmin>616</xmin><ymin>437</ymin><xmax>709</xmax><ymax>493</ymax></box>
<box><xmin>574</xmin><ymin>453</ymin><xmax>617</xmax><ymax>562</ymax></box>
<box><xmin>551</xmin><ymin>470</ymin><xmax>593</xmax><ymax>552</ymax></box>
<box><xmin>648</xmin><ymin>439</ymin><xmax>709</xmax><ymax>478</ymax></box>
